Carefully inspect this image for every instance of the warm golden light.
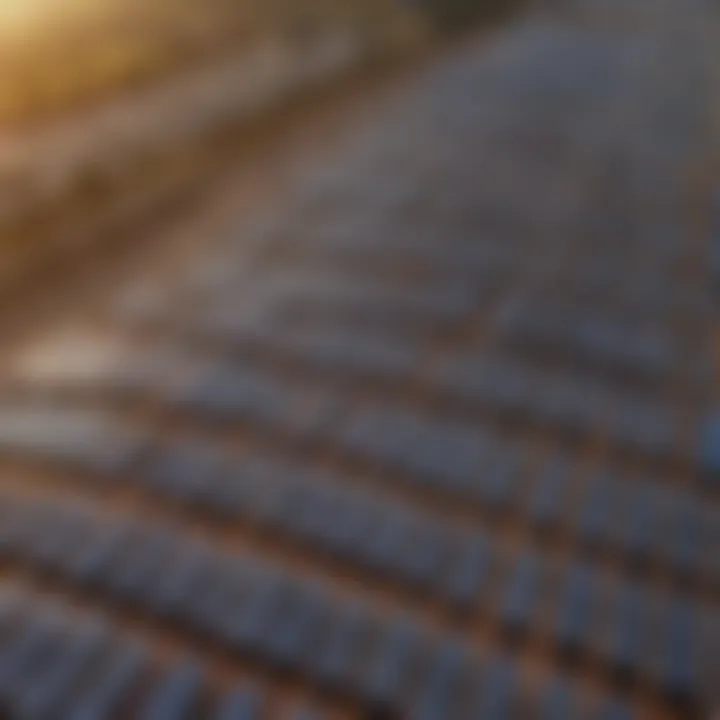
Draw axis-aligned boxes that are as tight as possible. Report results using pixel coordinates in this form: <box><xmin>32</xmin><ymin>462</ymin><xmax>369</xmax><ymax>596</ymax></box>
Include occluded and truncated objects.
<box><xmin>0</xmin><ymin>0</ymin><xmax>98</xmax><ymax>37</ymax></box>
<box><xmin>0</xmin><ymin>0</ymin><xmax>58</xmax><ymax>31</ymax></box>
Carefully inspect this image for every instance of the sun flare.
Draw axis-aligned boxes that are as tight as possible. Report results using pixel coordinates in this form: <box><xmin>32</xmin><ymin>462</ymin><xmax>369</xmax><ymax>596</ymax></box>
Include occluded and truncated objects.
<box><xmin>0</xmin><ymin>0</ymin><xmax>57</xmax><ymax>29</ymax></box>
<box><xmin>0</xmin><ymin>0</ymin><xmax>97</xmax><ymax>37</ymax></box>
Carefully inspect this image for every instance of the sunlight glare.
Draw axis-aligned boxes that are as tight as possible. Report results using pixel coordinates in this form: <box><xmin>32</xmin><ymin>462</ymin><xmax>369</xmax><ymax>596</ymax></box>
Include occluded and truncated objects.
<box><xmin>0</xmin><ymin>0</ymin><xmax>97</xmax><ymax>37</ymax></box>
